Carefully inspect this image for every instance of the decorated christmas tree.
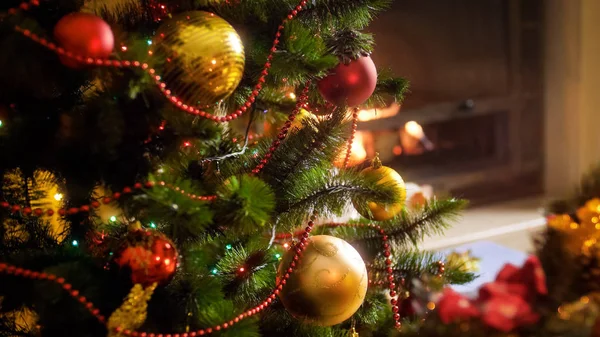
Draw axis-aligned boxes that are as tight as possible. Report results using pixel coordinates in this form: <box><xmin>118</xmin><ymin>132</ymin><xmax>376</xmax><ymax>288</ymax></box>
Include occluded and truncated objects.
<box><xmin>0</xmin><ymin>1</ymin><xmax>475</xmax><ymax>336</ymax></box>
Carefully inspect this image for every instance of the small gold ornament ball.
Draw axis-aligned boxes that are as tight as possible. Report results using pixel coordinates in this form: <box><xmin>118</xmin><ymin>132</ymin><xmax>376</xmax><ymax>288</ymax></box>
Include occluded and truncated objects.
<box><xmin>153</xmin><ymin>11</ymin><xmax>245</xmax><ymax>105</ymax></box>
<box><xmin>276</xmin><ymin>235</ymin><xmax>368</xmax><ymax>326</ymax></box>
<box><xmin>353</xmin><ymin>155</ymin><xmax>406</xmax><ymax>221</ymax></box>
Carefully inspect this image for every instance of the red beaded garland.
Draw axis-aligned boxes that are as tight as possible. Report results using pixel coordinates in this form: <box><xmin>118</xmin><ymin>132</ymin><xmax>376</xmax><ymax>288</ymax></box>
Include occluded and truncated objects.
<box><xmin>0</xmin><ymin>210</ymin><xmax>319</xmax><ymax>336</ymax></box>
<box><xmin>343</xmin><ymin>108</ymin><xmax>360</xmax><ymax>168</ymax></box>
<box><xmin>0</xmin><ymin>262</ymin><xmax>106</xmax><ymax>323</ymax></box>
<box><xmin>250</xmin><ymin>83</ymin><xmax>310</xmax><ymax>175</ymax></box>
<box><xmin>8</xmin><ymin>0</ymin><xmax>310</xmax><ymax>124</ymax></box>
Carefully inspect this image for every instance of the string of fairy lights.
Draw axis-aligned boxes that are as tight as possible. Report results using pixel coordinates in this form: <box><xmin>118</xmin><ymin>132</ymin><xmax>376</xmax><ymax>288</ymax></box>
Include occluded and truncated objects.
<box><xmin>0</xmin><ymin>213</ymin><xmax>421</xmax><ymax>335</ymax></box>
<box><xmin>0</xmin><ymin>0</ymin><xmax>402</xmax><ymax>335</ymax></box>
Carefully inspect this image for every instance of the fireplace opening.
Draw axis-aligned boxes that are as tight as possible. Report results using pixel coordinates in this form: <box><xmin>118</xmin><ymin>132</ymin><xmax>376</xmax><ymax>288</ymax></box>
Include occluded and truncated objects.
<box><xmin>362</xmin><ymin>0</ymin><xmax>544</xmax><ymax>205</ymax></box>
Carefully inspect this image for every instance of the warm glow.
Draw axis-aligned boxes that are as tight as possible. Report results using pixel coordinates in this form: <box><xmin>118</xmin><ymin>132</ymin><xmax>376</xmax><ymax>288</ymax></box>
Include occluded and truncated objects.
<box><xmin>54</xmin><ymin>193</ymin><xmax>63</xmax><ymax>201</ymax></box>
<box><xmin>405</xmin><ymin>121</ymin><xmax>424</xmax><ymax>139</ymax></box>
<box><xmin>334</xmin><ymin>132</ymin><xmax>368</xmax><ymax>167</ymax></box>
<box><xmin>357</xmin><ymin>103</ymin><xmax>401</xmax><ymax>121</ymax></box>
<box><xmin>288</xmin><ymin>92</ymin><xmax>296</xmax><ymax>100</ymax></box>
<box><xmin>392</xmin><ymin>145</ymin><xmax>403</xmax><ymax>156</ymax></box>
<box><xmin>349</xmin><ymin>132</ymin><xmax>367</xmax><ymax>164</ymax></box>
<box><xmin>239</xmin><ymin>267</ymin><xmax>245</xmax><ymax>272</ymax></box>
<box><xmin>283</xmin><ymin>243</ymin><xmax>290</xmax><ymax>249</ymax></box>
<box><xmin>211</xmin><ymin>59</ymin><xmax>217</xmax><ymax>65</ymax></box>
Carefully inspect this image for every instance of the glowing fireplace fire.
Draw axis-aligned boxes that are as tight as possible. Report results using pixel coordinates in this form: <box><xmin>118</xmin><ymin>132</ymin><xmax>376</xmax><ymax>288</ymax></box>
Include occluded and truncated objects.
<box><xmin>357</xmin><ymin>103</ymin><xmax>401</xmax><ymax>122</ymax></box>
<box><xmin>404</xmin><ymin>121</ymin><xmax>434</xmax><ymax>152</ymax></box>
<box><xmin>346</xmin><ymin>104</ymin><xmax>434</xmax><ymax>167</ymax></box>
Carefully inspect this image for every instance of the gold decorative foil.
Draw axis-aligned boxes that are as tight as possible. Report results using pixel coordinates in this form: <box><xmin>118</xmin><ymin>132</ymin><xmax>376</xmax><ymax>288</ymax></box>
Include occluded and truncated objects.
<box><xmin>107</xmin><ymin>283</ymin><xmax>157</xmax><ymax>337</ymax></box>
<box><xmin>445</xmin><ymin>250</ymin><xmax>480</xmax><ymax>273</ymax></box>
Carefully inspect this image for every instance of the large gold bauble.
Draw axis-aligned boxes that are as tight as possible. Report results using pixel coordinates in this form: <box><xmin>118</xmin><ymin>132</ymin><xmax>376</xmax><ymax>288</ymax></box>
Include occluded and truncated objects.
<box><xmin>276</xmin><ymin>235</ymin><xmax>368</xmax><ymax>326</ymax></box>
<box><xmin>153</xmin><ymin>11</ymin><xmax>245</xmax><ymax>105</ymax></box>
<box><xmin>352</xmin><ymin>157</ymin><xmax>406</xmax><ymax>221</ymax></box>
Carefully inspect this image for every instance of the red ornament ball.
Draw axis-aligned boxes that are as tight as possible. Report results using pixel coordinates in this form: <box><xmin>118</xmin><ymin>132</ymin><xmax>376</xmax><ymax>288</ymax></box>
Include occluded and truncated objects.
<box><xmin>53</xmin><ymin>13</ymin><xmax>114</xmax><ymax>68</ymax></box>
<box><xmin>317</xmin><ymin>56</ymin><xmax>377</xmax><ymax>107</ymax></box>
<box><xmin>114</xmin><ymin>229</ymin><xmax>178</xmax><ymax>286</ymax></box>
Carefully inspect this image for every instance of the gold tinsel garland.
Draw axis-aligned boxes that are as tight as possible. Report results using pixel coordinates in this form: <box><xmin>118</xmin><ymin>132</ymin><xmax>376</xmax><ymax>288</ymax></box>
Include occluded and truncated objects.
<box><xmin>107</xmin><ymin>283</ymin><xmax>157</xmax><ymax>337</ymax></box>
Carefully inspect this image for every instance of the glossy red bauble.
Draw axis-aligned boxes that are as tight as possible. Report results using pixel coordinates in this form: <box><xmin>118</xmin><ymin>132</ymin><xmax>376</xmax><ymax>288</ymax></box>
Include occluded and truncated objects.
<box><xmin>114</xmin><ymin>229</ymin><xmax>178</xmax><ymax>286</ymax></box>
<box><xmin>53</xmin><ymin>13</ymin><xmax>114</xmax><ymax>68</ymax></box>
<box><xmin>317</xmin><ymin>56</ymin><xmax>377</xmax><ymax>107</ymax></box>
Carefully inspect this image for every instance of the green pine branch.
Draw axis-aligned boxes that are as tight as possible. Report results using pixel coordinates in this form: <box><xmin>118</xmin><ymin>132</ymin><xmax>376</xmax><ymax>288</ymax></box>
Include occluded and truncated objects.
<box><xmin>215</xmin><ymin>175</ymin><xmax>275</xmax><ymax>234</ymax></box>
<box><xmin>302</xmin><ymin>0</ymin><xmax>394</xmax><ymax>30</ymax></box>
<box><xmin>374</xmin><ymin>198</ymin><xmax>466</xmax><ymax>245</ymax></box>
<box><xmin>324</xmin><ymin>29</ymin><xmax>374</xmax><ymax>62</ymax></box>
<box><xmin>325</xmin><ymin>198</ymin><xmax>467</xmax><ymax>258</ymax></box>
<box><xmin>264</xmin><ymin>110</ymin><xmax>348</xmax><ymax>188</ymax></box>
<box><xmin>368</xmin><ymin>69</ymin><xmax>410</xmax><ymax>107</ymax></box>
<box><xmin>274</xmin><ymin>168</ymin><xmax>404</xmax><ymax>231</ymax></box>
<box><xmin>368</xmin><ymin>250</ymin><xmax>477</xmax><ymax>286</ymax></box>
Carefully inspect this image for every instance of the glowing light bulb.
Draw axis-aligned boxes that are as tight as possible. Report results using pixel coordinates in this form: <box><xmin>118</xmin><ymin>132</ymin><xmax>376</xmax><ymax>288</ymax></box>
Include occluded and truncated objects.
<box><xmin>54</xmin><ymin>193</ymin><xmax>63</xmax><ymax>201</ymax></box>
<box><xmin>0</xmin><ymin>120</ymin><xmax>3</xmax><ymax>127</ymax></box>
<box><xmin>288</xmin><ymin>92</ymin><xmax>296</xmax><ymax>100</ymax></box>
<box><xmin>121</xmin><ymin>45</ymin><xmax>128</xmax><ymax>51</ymax></box>
<box><xmin>239</xmin><ymin>267</ymin><xmax>245</xmax><ymax>272</ymax></box>
<box><xmin>183</xmin><ymin>141</ymin><xmax>191</xmax><ymax>147</ymax></box>
<box><xmin>110</xmin><ymin>216</ymin><xmax>117</xmax><ymax>222</ymax></box>
<box><xmin>275</xmin><ymin>253</ymin><xmax>281</xmax><ymax>259</ymax></box>
<box><xmin>211</xmin><ymin>59</ymin><xmax>217</xmax><ymax>65</ymax></box>
<box><xmin>72</xmin><ymin>240</ymin><xmax>78</xmax><ymax>246</ymax></box>
<box><xmin>150</xmin><ymin>222</ymin><xmax>157</xmax><ymax>229</ymax></box>
<box><xmin>147</xmin><ymin>40</ymin><xmax>153</xmax><ymax>46</ymax></box>
<box><xmin>283</xmin><ymin>243</ymin><xmax>290</xmax><ymax>249</ymax></box>
<box><xmin>225</xmin><ymin>244</ymin><xmax>232</xmax><ymax>250</ymax></box>
<box><xmin>212</xmin><ymin>268</ymin><xmax>218</xmax><ymax>274</ymax></box>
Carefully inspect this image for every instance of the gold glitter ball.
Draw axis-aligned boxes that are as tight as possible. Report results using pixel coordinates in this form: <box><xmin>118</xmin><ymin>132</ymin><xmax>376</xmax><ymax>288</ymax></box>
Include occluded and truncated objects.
<box><xmin>153</xmin><ymin>11</ymin><xmax>245</xmax><ymax>105</ymax></box>
<box><xmin>276</xmin><ymin>235</ymin><xmax>368</xmax><ymax>326</ymax></box>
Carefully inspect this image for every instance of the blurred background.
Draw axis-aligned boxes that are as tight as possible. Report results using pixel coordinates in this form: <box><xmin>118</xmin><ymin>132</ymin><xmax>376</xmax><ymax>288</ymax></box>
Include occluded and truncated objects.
<box><xmin>354</xmin><ymin>0</ymin><xmax>600</xmax><ymax>253</ymax></box>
